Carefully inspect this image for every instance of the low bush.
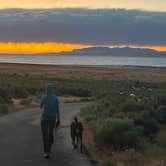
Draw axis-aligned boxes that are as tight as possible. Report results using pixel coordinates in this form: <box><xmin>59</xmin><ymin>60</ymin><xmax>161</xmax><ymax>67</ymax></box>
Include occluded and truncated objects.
<box><xmin>156</xmin><ymin>129</ymin><xmax>166</xmax><ymax>148</ymax></box>
<box><xmin>104</xmin><ymin>157</ymin><xmax>117</xmax><ymax>166</ymax></box>
<box><xmin>135</xmin><ymin>113</ymin><xmax>159</xmax><ymax>136</ymax></box>
<box><xmin>120</xmin><ymin>100</ymin><xmax>145</xmax><ymax>113</ymax></box>
<box><xmin>95</xmin><ymin>118</ymin><xmax>142</xmax><ymax>150</ymax></box>
<box><xmin>156</xmin><ymin>94</ymin><xmax>166</xmax><ymax>106</ymax></box>
<box><xmin>0</xmin><ymin>96</ymin><xmax>9</xmax><ymax>114</ymax></box>
<box><xmin>155</xmin><ymin>106</ymin><xmax>166</xmax><ymax>124</ymax></box>
<box><xmin>0</xmin><ymin>96</ymin><xmax>5</xmax><ymax>104</ymax></box>
<box><xmin>0</xmin><ymin>89</ymin><xmax>11</xmax><ymax>104</ymax></box>
<box><xmin>20</xmin><ymin>98</ymin><xmax>32</xmax><ymax>106</ymax></box>
<box><xmin>80</xmin><ymin>103</ymin><xmax>97</xmax><ymax>122</ymax></box>
<box><xmin>57</xmin><ymin>87</ymin><xmax>91</xmax><ymax>97</ymax></box>
<box><xmin>13</xmin><ymin>87</ymin><xmax>29</xmax><ymax>98</ymax></box>
<box><xmin>0</xmin><ymin>103</ymin><xmax>8</xmax><ymax>114</ymax></box>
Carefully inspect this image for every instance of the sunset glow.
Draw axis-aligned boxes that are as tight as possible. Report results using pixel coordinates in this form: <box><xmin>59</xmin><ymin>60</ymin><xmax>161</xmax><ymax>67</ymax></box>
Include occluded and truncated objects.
<box><xmin>109</xmin><ymin>45</ymin><xmax>166</xmax><ymax>52</ymax></box>
<box><xmin>0</xmin><ymin>42</ymin><xmax>91</xmax><ymax>54</ymax></box>
<box><xmin>0</xmin><ymin>0</ymin><xmax>166</xmax><ymax>11</ymax></box>
<box><xmin>0</xmin><ymin>42</ymin><xmax>166</xmax><ymax>54</ymax></box>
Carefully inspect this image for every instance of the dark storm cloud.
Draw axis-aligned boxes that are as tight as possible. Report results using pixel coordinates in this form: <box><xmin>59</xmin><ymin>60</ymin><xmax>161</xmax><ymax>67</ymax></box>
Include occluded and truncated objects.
<box><xmin>0</xmin><ymin>8</ymin><xmax>165</xmax><ymax>45</ymax></box>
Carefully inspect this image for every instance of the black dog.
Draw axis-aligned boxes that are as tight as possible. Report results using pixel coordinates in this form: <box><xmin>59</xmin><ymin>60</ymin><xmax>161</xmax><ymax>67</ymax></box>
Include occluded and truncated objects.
<box><xmin>70</xmin><ymin>117</ymin><xmax>84</xmax><ymax>152</ymax></box>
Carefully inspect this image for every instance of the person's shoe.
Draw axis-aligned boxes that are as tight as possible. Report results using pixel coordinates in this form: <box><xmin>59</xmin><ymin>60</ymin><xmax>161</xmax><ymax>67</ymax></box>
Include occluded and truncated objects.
<box><xmin>74</xmin><ymin>144</ymin><xmax>78</xmax><ymax>149</ymax></box>
<box><xmin>43</xmin><ymin>153</ymin><xmax>50</xmax><ymax>159</ymax></box>
<box><xmin>49</xmin><ymin>151</ymin><xmax>53</xmax><ymax>157</ymax></box>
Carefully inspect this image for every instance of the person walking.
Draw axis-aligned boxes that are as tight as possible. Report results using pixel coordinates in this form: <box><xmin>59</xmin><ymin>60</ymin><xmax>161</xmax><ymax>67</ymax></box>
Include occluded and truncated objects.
<box><xmin>40</xmin><ymin>83</ymin><xmax>60</xmax><ymax>158</ymax></box>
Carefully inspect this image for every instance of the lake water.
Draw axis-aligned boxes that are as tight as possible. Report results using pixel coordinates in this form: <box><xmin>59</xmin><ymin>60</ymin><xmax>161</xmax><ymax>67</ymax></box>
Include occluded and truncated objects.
<box><xmin>0</xmin><ymin>54</ymin><xmax>166</xmax><ymax>67</ymax></box>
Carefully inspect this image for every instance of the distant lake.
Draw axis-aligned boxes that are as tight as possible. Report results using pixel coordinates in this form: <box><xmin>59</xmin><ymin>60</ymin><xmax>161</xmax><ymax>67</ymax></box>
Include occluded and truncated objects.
<box><xmin>0</xmin><ymin>54</ymin><xmax>166</xmax><ymax>67</ymax></box>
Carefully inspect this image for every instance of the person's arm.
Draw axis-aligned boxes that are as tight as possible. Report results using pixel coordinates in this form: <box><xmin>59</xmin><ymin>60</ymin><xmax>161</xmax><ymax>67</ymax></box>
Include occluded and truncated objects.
<box><xmin>56</xmin><ymin>98</ymin><xmax>60</xmax><ymax>126</ymax></box>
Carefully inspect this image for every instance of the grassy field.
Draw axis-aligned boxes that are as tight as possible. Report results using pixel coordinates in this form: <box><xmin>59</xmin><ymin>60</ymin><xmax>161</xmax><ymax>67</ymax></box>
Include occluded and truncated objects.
<box><xmin>81</xmin><ymin>83</ymin><xmax>166</xmax><ymax>166</ymax></box>
<box><xmin>0</xmin><ymin>63</ymin><xmax>166</xmax><ymax>82</ymax></box>
<box><xmin>0</xmin><ymin>63</ymin><xmax>166</xmax><ymax>166</ymax></box>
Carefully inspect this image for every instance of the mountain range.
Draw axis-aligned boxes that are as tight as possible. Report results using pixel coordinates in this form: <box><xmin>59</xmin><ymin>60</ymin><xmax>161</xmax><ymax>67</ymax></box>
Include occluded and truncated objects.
<box><xmin>57</xmin><ymin>47</ymin><xmax>166</xmax><ymax>57</ymax></box>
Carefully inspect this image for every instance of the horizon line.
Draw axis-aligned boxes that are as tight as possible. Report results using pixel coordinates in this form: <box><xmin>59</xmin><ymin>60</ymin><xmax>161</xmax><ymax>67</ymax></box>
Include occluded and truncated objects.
<box><xmin>0</xmin><ymin>7</ymin><xmax>166</xmax><ymax>13</ymax></box>
<box><xmin>0</xmin><ymin>42</ymin><xmax>166</xmax><ymax>54</ymax></box>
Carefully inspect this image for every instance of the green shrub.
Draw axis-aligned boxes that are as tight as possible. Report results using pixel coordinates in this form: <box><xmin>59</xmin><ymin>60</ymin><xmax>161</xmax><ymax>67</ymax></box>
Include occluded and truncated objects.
<box><xmin>0</xmin><ymin>104</ymin><xmax>8</xmax><ymax>114</ymax></box>
<box><xmin>0</xmin><ymin>96</ymin><xmax>9</xmax><ymax>114</ymax></box>
<box><xmin>155</xmin><ymin>106</ymin><xmax>166</xmax><ymax>124</ymax></box>
<box><xmin>135</xmin><ymin>113</ymin><xmax>159</xmax><ymax>135</ymax></box>
<box><xmin>20</xmin><ymin>98</ymin><xmax>32</xmax><ymax>106</ymax></box>
<box><xmin>120</xmin><ymin>100</ymin><xmax>145</xmax><ymax>113</ymax></box>
<box><xmin>157</xmin><ymin>94</ymin><xmax>166</xmax><ymax>106</ymax></box>
<box><xmin>0</xmin><ymin>96</ymin><xmax>5</xmax><ymax>104</ymax></box>
<box><xmin>104</xmin><ymin>157</ymin><xmax>117</xmax><ymax>166</ymax></box>
<box><xmin>80</xmin><ymin>103</ymin><xmax>97</xmax><ymax>122</ymax></box>
<box><xmin>0</xmin><ymin>89</ymin><xmax>11</xmax><ymax>104</ymax></box>
<box><xmin>13</xmin><ymin>87</ymin><xmax>29</xmax><ymax>98</ymax></box>
<box><xmin>56</xmin><ymin>86</ymin><xmax>91</xmax><ymax>97</ymax></box>
<box><xmin>31</xmin><ymin>96</ymin><xmax>40</xmax><ymax>102</ymax></box>
<box><xmin>156</xmin><ymin>129</ymin><xmax>166</xmax><ymax>148</ymax></box>
<box><xmin>95</xmin><ymin>118</ymin><xmax>141</xmax><ymax>150</ymax></box>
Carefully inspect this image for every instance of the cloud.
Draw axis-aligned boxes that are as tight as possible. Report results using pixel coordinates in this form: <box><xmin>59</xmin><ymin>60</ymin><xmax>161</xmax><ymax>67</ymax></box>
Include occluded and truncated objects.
<box><xmin>0</xmin><ymin>42</ymin><xmax>90</xmax><ymax>54</ymax></box>
<box><xmin>0</xmin><ymin>8</ymin><xmax>165</xmax><ymax>45</ymax></box>
<box><xmin>0</xmin><ymin>0</ymin><xmax>166</xmax><ymax>11</ymax></box>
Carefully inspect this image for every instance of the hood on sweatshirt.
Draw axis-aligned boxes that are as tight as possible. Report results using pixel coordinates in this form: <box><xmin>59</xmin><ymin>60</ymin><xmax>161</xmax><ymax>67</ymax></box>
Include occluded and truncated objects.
<box><xmin>46</xmin><ymin>83</ymin><xmax>54</xmax><ymax>96</ymax></box>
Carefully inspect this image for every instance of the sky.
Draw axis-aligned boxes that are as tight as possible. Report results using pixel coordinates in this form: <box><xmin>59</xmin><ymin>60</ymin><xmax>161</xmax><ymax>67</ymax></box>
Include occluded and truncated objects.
<box><xmin>0</xmin><ymin>0</ymin><xmax>166</xmax><ymax>11</ymax></box>
<box><xmin>0</xmin><ymin>0</ymin><xmax>166</xmax><ymax>54</ymax></box>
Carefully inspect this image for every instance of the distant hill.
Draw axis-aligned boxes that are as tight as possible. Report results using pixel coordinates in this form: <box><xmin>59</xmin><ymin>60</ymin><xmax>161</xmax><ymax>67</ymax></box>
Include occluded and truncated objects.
<box><xmin>58</xmin><ymin>47</ymin><xmax>166</xmax><ymax>57</ymax></box>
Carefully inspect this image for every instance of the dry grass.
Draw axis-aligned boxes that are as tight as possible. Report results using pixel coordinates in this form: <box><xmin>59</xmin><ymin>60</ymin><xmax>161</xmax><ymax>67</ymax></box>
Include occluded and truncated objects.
<box><xmin>9</xmin><ymin>96</ymin><xmax>84</xmax><ymax>113</ymax></box>
<box><xmin>0</xmin><ymin>63</ymin><xmax>166</xmax><ymax>83</ymax></box>
<box><xmin>82</xmin><ymin>124</ymin><xmax>166</xmax><ymax>166</ymax></box>
<box><xmin>1</xmin><ymin>63</ymin><xmax>166</xmax><ymax>165</ymax></box>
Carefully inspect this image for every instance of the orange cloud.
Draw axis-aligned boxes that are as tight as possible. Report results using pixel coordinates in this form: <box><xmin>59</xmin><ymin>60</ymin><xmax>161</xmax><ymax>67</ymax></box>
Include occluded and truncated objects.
<box><xmin>0</xmin><ymin>42</ymin><xmax>166</xmax><ymax>54</ymax></box>
<box><xmin>0</xmin><ymin>42</ymin><xmax>91</xmax><ymax>54</ymax></box>
<box><xmin>109</xmin><ymin>45</ymin><xmax>166</xmax><ymax>52</ymax></box>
